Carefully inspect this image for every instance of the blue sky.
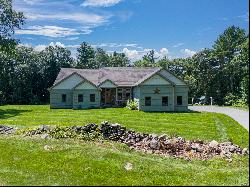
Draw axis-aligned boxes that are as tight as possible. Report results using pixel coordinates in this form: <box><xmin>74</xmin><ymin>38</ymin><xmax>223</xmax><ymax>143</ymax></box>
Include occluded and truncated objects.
<box><xmin>13</xmin><ymin>0</ymin><xmax>249</xmax><ymax>60</ymax></box>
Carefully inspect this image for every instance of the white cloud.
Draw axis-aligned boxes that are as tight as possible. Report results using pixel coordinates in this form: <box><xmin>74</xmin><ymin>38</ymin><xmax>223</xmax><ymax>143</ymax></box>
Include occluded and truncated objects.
<box><xmin>33</xmin><ymin>42</ymin><xmax>81</xmax><ymax>52</ymax></box>
<box><xmin>81</xmin><ymin>0</ymin><xmax>123</xmax><ymax>7</ymax></box>
<box><xmin>34</xmin><ymin>44</ymin><xmax>47</xmax><ymax>51</ymax></box>
<box><xmin>92</xmin><ymin>43</ymin><xmax>140</xmax><ymax>48</ymax></box>
<box><xmin>66</xmin><ymin>37</ymin><xmax>80</xmax><ymax>41</ymax></box>
<box><xmin>122</xmin><ymin>48</ymin><xmax>140</xmax><ymax>61</ymax></box>
<box><xmin>17</xmin><ymin>43</ymin><xmax>32</xmax><ymax>48</ymax></box>
<box><xmin>22</xmin><ymin>0</ymin><xmax>41</xmax><ymax>5</ymax></box>
<box><xmin>180</xmin><ymin>49</ymin><xmax>196</xmax><ymax>57</ymax></box>
<box><xmin>122</xmin><ymin>47</ymin><xmax>169</xmax><ymax>62</ymax></box>
<box><xmin>238</xmin><ymin>12</ymin><xmax>249</xmax><ymax>22</ymax></box>
<box><xmin>25</xmin><ymin>12</ymin><xmax>110</xmax><ymax>25</ymax></box>
<box><xmin>172</xmin><ymin>43</ymin><xmax>184</xmax><ymax>48</ymax></box>
<box><xmin>16</xmin><ymin>25</ymin><xmax>83</xmax><ymax>37</ymax></box>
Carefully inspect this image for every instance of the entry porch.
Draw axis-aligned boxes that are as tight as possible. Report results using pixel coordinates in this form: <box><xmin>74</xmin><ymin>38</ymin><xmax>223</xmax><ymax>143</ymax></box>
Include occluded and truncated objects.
<box><xmin>100</xmin><ymin>87</ymin><xmax>132</xmax><ymax>107</ymax></box>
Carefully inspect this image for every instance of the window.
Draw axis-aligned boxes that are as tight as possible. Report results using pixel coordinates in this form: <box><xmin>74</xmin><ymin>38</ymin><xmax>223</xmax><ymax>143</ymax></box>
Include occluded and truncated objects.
<box><xmin>78</xmin><ymin>94</ymin><xmax>83</xmax><ymax>102</ymax></box>
<box><xmin>177</xmin><ymin>96</ymin><xmax>183</xmax><ymax>105</ymax></box>
<box><xmin>162</xmin><ymin>96</ymin><xmax>168</xmax><ymax>106</ymax></box>
<box><xmin>145</xmin><ymin>97</ymin><xmax>151</xmax><ymax>106</ymax></box>
<box><xmin>125</xmin><ymin>92</ymin><xmax>131</xmax><ymax>100</ymax></box>
<box><xmin>90</xmin><ymin>94</ymin><xmax>95</xmax><ymax>102</ymax></box>
<box><xmin>62</xmin><ymin>94</ymin><xmax>66</xmax><ymax>102</ymax></box>
<box><xmin>125</xmin><ymin>88</ymin><xmax>131</xmax><ymax>100</ymax></box>
<box><xmin>117</xmin><ymin>88</ymin><xmax>123</xmax><ymax>100</ymax></box>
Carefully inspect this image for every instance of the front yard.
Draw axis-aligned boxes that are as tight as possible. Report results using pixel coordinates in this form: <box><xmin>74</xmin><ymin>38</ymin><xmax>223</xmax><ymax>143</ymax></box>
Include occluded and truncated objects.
<box><xmin>0</xmin><ymin>105</ymin><xmax>249</xmax><ymax>185</ymax></box>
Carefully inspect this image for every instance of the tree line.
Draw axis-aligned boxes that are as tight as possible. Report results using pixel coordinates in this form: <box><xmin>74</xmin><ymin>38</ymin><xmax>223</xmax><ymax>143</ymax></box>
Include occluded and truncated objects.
<box><xmin>0</xmin><ymin>0</ymin><xmax>249</xmax><ymax>106</ymax></box>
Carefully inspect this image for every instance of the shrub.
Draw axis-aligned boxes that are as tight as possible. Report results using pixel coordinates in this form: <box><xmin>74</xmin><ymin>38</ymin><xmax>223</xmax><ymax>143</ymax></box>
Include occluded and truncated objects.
<box><xmin>126</xmin><ymin>99</ymin><xmax>139</xmax><ymax>110</ymax></box>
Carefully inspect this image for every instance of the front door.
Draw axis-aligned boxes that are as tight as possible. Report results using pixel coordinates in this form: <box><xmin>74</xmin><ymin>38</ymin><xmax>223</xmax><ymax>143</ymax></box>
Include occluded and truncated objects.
<box><xmin>105</xmin><ymin>89</ymin><xmax>112</xmax><ymax>104</ymax></box>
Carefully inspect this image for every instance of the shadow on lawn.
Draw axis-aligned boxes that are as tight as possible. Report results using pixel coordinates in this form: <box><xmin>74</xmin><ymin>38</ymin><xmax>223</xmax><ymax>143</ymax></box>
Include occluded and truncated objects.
<box><xmin>0</xmin><ymin>109</ymin><xmax>30</xmax><ymax>119</ymax></box>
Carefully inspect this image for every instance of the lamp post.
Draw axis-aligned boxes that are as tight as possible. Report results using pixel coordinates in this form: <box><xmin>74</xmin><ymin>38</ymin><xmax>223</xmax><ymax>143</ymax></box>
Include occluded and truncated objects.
<box><xmin>210</xmin><ymin>97</ymin><xmax>213</xmax><ymax>106</ymax></box>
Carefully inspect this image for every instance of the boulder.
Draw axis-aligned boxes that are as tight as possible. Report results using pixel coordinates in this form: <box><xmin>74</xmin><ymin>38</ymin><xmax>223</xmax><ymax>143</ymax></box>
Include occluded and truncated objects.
<box><xmin>209</xmin><ymin>140</ymin><xmax>219</xmax><ymax>148</ymax></box>
<box><xmin>242</xmin><ymin>148</ymin><xmax>249</xmax><ymax>155</ymax></box>
<box><xmin>150</xmin><ymin>139</ymin><xmax>160</xmax><ymax>149</ymax></box>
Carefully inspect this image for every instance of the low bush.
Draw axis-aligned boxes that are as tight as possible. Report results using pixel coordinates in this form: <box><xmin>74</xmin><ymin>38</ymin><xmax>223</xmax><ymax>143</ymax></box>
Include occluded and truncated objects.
<box><xmin>126</xmin><ymin>99</ymin><xmax>139</xmax><ymax>110</ymax></box>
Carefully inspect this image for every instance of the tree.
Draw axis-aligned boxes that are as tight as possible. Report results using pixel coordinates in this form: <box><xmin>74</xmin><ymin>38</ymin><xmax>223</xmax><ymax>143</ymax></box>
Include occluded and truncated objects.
<box><xmin>212</xmin><ymin>26</ymin><xmax>247</xmax><ymax>103</ymax></box>
<box><xmin>39</xmin><ymin>45</ymin><xmax>74</xmax><ymax>101</ymax></box>
<box><xmin>109</xmin><ymin>51</ymin><xmax>129</xmax><ymax>67</ymax></box>
<box><xmin>187</xmin><ymin>49</ymin><xmax>218</xmax><ymax>102</ymax></box>
<box><xmin>134</xmin><ymin>50</ymin><xmax>158</xmax><ymax>67</ymax></box>
<box><xmin>76</xmin><ymin>42</ymin><xmax>95</xmax><ymax>69</ymax></box>
<box><xmin>94</xmin><ymin>48</ymin><xmax>110</xmax><ymax>68</ymax></box>
<box><xmin>230</xmin><ymin>37</ymin><xmax>249</xmax><ymax>105</ymax></box>
<box><xmin>0</xmin><ymin>0</ymin><xmax>25</xmax><ymax>37</ymax></box>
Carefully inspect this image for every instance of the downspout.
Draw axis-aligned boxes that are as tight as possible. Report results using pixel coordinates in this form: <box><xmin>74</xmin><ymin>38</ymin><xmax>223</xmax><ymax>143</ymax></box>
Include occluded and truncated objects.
<box><xmin>172</xmin><ymin>85</ymin><xmax>175</xmax><ymax>112</ymax></box>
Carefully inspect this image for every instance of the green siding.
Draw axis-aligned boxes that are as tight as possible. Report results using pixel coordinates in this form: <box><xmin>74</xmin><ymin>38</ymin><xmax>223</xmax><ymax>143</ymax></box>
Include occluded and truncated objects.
<box><xmin>73</xmin><ymin>89</ymin><xmax>101</xmax><ymax>109</ymax></box>
<box><xmin>50</xmin><ymin>83</ymin><xmax>188</xmax><ymax>112</ymax></box>
<box><xmin>174</xmin><ymin>86</ymin><xmax>188</xmax><ymax>111</ymax></box>
<box><xmin>132</xmin><ymin>86</ymin><xmax>141</xmax><ymax>110</ymax></box>
<box><xmin>50</xmin><ymin>89</ymin><xmax>73</xmax><ymax>109</ymax></box>
<box><xmin>139</xmin><ymin>85</ymin><xmax>174</xmax><ymax>112</ymax></box>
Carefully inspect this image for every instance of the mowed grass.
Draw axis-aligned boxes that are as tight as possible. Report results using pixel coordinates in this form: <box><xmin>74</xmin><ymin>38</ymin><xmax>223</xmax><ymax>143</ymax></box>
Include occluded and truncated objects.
<box><xmin>0</xmin><ymin>136</ymin><xmax>249</xmax><ymax>186</ymax></box>
<box><xmin>0</xmin><ymin>105</ymin><xmax>249</xmax><ymax>186</ymax></box>
<box><xmin>0</xmin><ymin>105</ymin><xmax>249</xmax><ymax>147</ymax></box>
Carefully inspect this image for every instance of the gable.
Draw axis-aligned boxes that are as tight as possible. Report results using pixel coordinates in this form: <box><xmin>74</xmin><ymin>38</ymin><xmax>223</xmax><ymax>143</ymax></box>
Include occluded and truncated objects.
<box><xmin>141</xmin><ymin>74</ymin><xmax>171</xmax><ymax>85</ymax></box>
<box><xmin>74</xmin><ymin>81</ymin><xmax>97</xmax><ymax>90</ymax></box>
<box><xmin>53</xmin><ymin>74</ymin><xmax>84</xmax><ymax>89</ymax></box>
<box><xmin>99</xmin><ymin>80</ymin><xmax>116</xmax><ymax>88</ymax></box>
<box><xmin>159</xmin><ymin>70</ymin><xmax>186</xmax><ymax>86</ymax></box>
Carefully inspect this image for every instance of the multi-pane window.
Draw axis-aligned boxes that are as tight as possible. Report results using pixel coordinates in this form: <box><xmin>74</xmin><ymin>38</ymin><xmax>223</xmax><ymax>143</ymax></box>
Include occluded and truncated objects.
<box><xmin>78</xmin><ymin>94</ymin><xmax>83</xmax><ymax>102</ymax></box>
<box><xmin>162</xmin><ymin>96</ymin><xmax>168</xmax><ymax>106</ymax></box>
<box><xmin>62</xmin><ymin>94</ymin><xmax>66</xmax><ymax>102</ymax></box>
<box><xmin>125</xmin><ymin>88</ymin><xmax>131</xmax><ymax>100</ymax></box>
<box><xmin>90</xmin><ymin>94</ymin><xmax>95</xmax><ymax>102</ymax></box>
<box><xmin>145</xmin><ymin>97</ymin><xmax>151</xmax><ymax>106</ymax></box>
<box><xmin>177</xmin><ymin>96</ymin><xmax>183</xmax><ymax>105</ymax></box>
<box><xmin>117</xmin><ymin>88</ymin><xmax>123</xmax><ymax>100</ymax></box>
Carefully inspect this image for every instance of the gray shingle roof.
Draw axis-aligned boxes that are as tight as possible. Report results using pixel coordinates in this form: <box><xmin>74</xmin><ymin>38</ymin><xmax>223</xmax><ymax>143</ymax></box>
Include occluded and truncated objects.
<box><xmin>53</xmin><ymin>67</ymin><xmax>162</xmax><ymax>87</ymax></box>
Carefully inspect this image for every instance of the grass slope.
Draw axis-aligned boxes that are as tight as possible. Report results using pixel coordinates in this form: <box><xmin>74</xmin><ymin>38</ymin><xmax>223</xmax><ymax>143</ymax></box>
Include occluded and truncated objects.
<box><xmin>0</xmin><ymin>105</ymin><xmax>249</xmax><ymax>186</ymax></box>
<box><xmin>0</xmin><ymin>136</ymin><xmax>249</xmax><ymax>186</ymax></box>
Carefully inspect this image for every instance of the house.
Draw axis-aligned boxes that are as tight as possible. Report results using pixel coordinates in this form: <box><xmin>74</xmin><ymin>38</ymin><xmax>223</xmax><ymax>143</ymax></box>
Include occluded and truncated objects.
<box><xmin>49</xmin><ymin>67</ymin><xmax>189</xmax><ymax>112</ymax></box>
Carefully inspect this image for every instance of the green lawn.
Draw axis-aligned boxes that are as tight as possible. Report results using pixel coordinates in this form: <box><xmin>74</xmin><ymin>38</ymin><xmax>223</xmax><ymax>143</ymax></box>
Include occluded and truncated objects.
<box><xmin>0</xmin><ymin>105</ymin><xmax>249</xmax><ymax>186</ymax></box>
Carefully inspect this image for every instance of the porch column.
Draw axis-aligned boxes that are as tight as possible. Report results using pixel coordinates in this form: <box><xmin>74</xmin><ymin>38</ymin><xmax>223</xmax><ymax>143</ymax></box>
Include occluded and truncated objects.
<box><xmin>172</xmin><ymin>85</ymin><xmax>175</xmax><ymax>112</ymax></box>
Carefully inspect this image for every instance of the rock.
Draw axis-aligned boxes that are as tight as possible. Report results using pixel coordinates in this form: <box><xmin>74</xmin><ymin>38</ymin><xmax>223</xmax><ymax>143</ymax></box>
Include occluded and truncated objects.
<box><xmin>150</xmin><ymin>139</ymin><xmax>160</xmax><ymax>149</ymax></box>
<box><xmin>124</xmin><ymin>162</ymin><xmax>133</xmax><ymax>171</ymax></box>
<box><xmin>228</xmin><ymin>145</ymin><xmax>236</xmax><ymax>152</ymax></box>
<box><xmin>41</xmin><ymin>133</ymin><xmax>50</xmax><ymax>139</ymax></box>
<box><xmin>158</xmin><ymin>134</ymin><xmax>167</xmax><ymax>140</ymax></box>
<box><xmin>0</xmin><ymin>125</ymin><xmax>16</xmax><ymax>134</ymax></box>
<box><xmin>242</xmin><ymin>148</ymin><xmax>249</xmax><ymax>155</ymax></box>
<box><xmin>44</xmin><ymin>145</ymin><xmax>51</xmax><ymax>151</ymax></box>
<box><xmin>39</xmin><ymin>125</ymin><xmax>50</xmax><ymax>132</ymax></box>
<box><xmin>209</xmin><ymin>140</ymin><xmax>219</xmax><ymax>148</ymax></box>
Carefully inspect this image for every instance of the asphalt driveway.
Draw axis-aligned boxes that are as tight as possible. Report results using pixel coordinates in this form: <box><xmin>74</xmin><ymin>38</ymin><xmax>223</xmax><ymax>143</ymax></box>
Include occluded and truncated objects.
<box><xmin>189</xmin><ymin>106</ymin><xmax>249</xmax><ymax>131</ymax></box>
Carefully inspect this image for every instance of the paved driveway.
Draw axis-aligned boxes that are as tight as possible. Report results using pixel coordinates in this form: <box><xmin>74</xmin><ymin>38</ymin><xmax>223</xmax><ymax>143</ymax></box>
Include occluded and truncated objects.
<box><xmin>189</xmin><ymin>106</ymin><xmax>249</xmax><ymax>131</ymax></box>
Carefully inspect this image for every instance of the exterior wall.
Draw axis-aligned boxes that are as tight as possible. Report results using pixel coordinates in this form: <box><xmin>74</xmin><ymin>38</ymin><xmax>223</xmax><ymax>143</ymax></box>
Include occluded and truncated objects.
<box><xmin>53</xmin><ymin>74</ymin><xmax>83</xmax><ymax>89</ymax></box>
<box><xmin>132</xmin><ymin>86</ymin><xmax>140</xmax><ymax>110</ymax></box>
<box><xmin>50</xmin><ymin>89</ymin><xmax>73</xmax><ymax>109</ymax></box>
<box><xmin>99</xmin><ymin>80</ymin><xmax>116</xmax><ymax>88</ymax></box>
<box><xmin>159</xmin><ymin>69</ymin><xmax>186</xmax><ymax>86</ymax></box>
<box><xmin>75</xmin><ymin>81</ymin><xmax>97</xmax><ymax>90</ymax></box>
<box><xmin>139</xmin><ymin>85</ymin><xmax>174</xmax><ymax>112</ymax></box>
<box><xmin>73</xmin><ymin>89</ymin><xmax>101</xmax><ymax>109</ymax></box>
<box><xmin>141</xmin><ymin>74</ymin><xmax>171</xmax><ymax>85</ymax></box>
<box><xmin>174</xmin><ymin>85</ymin><xmax>189</xmax><ymax>111</ymax></box>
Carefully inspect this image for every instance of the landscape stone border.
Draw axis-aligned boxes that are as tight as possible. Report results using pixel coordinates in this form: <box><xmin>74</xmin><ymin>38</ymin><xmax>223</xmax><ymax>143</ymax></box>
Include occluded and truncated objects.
<box><xmin>0</xmin><ymin>122</ymin><xmax>248</xmax><ymax>161</ymax></box>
